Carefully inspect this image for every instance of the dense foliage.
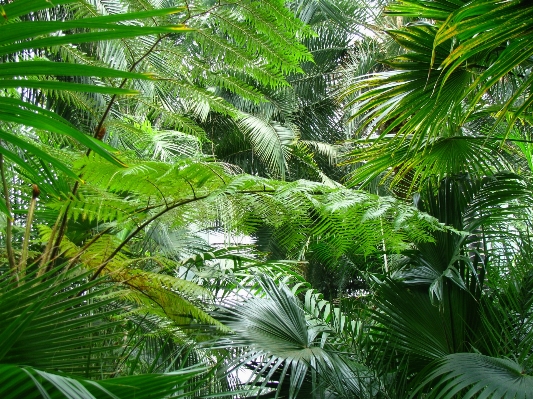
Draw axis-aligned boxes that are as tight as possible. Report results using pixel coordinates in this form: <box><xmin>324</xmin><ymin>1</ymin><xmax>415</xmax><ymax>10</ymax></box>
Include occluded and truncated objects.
<box><xmin>1</xmin><ymin>0</ymin><xmax>532</xmax><ymax>398</ymax></box>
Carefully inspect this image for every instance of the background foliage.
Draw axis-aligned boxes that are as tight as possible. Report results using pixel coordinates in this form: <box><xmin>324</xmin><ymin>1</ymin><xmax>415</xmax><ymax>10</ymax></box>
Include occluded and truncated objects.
<box><xmin>1</xmin><ymin>0</ymin><xmax>532</xmax><ymax>398</ymax></box>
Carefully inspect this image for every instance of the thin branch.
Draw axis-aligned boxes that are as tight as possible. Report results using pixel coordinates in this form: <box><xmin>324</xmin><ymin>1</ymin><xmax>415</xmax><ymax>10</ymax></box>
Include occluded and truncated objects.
<box><xmin>206</xmin><ymin>164</ymin><xmax>228</xmax><ymax>185</ymax></box>
<box><xmin>147</xmin><ymin>180</ymin><xmax>169</xmax><ymax>208</ymax></box>
<box><xmin>65</xmin><ymin>226</ymin><xmax>114</xmax><ymax>270</ymax></box>
<box><xmin>93</xmin><ymin>33</ymin><xmax>170</xmax><ymax>140</ymax></box>
<box><xmin>51</xmin><ymin>34</ymin><xmax>171</xmax><ymax>263</ymax></box>
<box><xmin>90</xmin><ymin>194</ymin><xmax>210</xmax><ymax>281</ymax></box>
<box><xmin>90</xmin><ymin>187</ymin><xmax>276</xmax><ymax>281</ymax></box>
<box><xmin>185</xmin><ymin>179</ymin><xmax>197</xmax><ymax>199</ymax></box>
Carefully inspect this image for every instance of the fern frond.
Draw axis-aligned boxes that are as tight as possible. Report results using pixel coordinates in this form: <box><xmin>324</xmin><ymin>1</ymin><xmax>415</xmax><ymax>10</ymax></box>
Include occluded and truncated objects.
<box><xmin>119</xmin><ymin>271</ymin><xmax>228</xmax><ymax>330</ymax></box>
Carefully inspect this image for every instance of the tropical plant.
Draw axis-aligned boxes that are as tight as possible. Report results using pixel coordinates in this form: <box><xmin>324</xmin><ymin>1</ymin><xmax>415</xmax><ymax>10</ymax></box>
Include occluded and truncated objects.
<box><xmin>213</xmin><ymin>273</ymin><xmax>379</xmax><ymax>399</ymax></box>
<box><xmin>0</xmin><ymin>263</ymin><xmax>214</xmax><ymax>398</ymax></box>
<box><xmin>4</xmin><ymin>0</ymin><xmax>533</xmax><ymax>397</ymax></box>
<box><xmin>0</xmin><ymin>0</ymin><xmax>317</xmax><ymax>397</ymax></box>
<box><xmin>0</xmin><ymin>1</ymin><xmax>453</xmax><ymax>398</ymax></box>
<box><xmin>330</xmin><ymin>0</ymin><xmax>533</xmax><ymax>396</ymax></box>
<box><xmin>340</xmin><ymin>0</ymin><xmax>533</xmax><ymax>191</ymax></box>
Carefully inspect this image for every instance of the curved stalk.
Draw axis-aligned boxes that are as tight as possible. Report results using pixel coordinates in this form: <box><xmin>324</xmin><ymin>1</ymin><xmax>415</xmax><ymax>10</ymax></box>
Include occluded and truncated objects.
<box><xmin>18</xmin><ymin>184</ymin><xmax>39</xmax><ymax>279</ymax></box>
<box><xmin>0</xmin><ymin>153</ymin><xmax>17</xmax><ymax>282</ymax></box>
<box><xmin>90</xmin><ymin>188</ymin><xmax>275</xmax><ymax>281</ymax></box>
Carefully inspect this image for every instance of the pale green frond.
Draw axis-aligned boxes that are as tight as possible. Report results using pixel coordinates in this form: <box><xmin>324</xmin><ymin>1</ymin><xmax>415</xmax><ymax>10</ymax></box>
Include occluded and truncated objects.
<box><xmin>237</xmin><ymin>114</ymin><xmax>297</xmax><ymax>179</ymax></box>
<box><xmin>216</xmin><ymin>275</ymin><xmax>371</xmax><ymax>399</ymax></box>
<box><xmin>300</xmin><ymin>140</ymin><xmax>340</xmax><ymax>165</ymax></box>
<box><xmin>121</xmin><ymin>285</ymin><xmax>227</xmax><ymax>331</ymax></box>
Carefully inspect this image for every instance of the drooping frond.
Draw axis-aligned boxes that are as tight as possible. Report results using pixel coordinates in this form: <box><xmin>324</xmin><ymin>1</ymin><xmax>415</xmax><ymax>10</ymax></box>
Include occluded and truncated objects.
<box><xmin>340</xmin><ymin>0</ymin><xmax>533</xmax><ymax>189</ymax></box>
<box><xmin>237</xmin><ymin>114</ymin><xmax>297</xmax><ymax>179</ymax></box>
<box><xmin>37</xmin><ymin>224</ymin><xmax>227</xmax><ymax>330</ymax></box>
<box><xmin>343</xmin><ymin>133</ymin><xmax>515</xmax><ymax>191</ymax></box>
<box><xmin>410</xmin><ymin>353</ymin><xmax>533</xmax><ymax>399</ymax></box>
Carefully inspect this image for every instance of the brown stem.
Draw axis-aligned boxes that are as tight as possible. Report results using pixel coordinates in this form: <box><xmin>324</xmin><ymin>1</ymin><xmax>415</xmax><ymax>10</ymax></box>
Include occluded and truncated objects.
<box><xmin>0</xmin><ymin>153</ymin><xmax>17</xmax><ymax>282</ymax></box>
<box><xmin>50</xmin><ymin>34</ymin><xmax>171</xmax><ymax>264</ymax></box>
<box><xmin>38</xmin><ymin>206</ymin><xmax>64</xmax><ymax>276</ymax></box>
<box><xmin>65</xmin><ymin>226</ymin><xmax>113</xmax><ymax>271</ymax></box>
<box><xmin>90</xmin><ymin>195</ymin><xmax>209</xmax><ymax>281</ymax></box>
<box><xmin>90</xmin><ymin>187</ymin><xmax>275</xmax><ymax>281</ymax></box>
<box><xmin>94</xmin><ymin>34</ymin><xmax>170</xmax><ymax>140</ymax></box>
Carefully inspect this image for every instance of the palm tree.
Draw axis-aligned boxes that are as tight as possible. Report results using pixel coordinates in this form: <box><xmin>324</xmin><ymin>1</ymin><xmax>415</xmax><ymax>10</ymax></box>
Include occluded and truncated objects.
<box><xmin>339</xmin><ymin>0</ymin><xmax>533</xmax><ymax>189</ymax></box>
<box><xmin>333</xmin><ymin>0</ymin><xmax>533</xmax><ymax>396</ymax></box>
<box><xmin>0</xmin><ymin>0</ymin><xmax>317</xmax><ymax>397</ymax></box>
<box><xmin>1</xmin><ymin>1</ymin><xmax>450</xmax><ymax>398</ymax></box>
<box><xmin>213</xmin><ymin>274</ymin><xmax>375</xmax><ymax>399</ymax></box>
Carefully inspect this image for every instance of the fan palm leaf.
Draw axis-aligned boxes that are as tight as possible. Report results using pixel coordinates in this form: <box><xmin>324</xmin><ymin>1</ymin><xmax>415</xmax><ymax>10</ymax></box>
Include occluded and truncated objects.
<box><xmin>215</xmin><ymin>275</ymin><xmax>371</xmax><ymax>399</ymax></box>
<box><xmin>0</xmin><ymin>264</ymin><xmax>209</xmax><ymax>398</ymax></box>
<box><xmin>340</xmin><ymin>0</ymin><xmax>533</xmax><ymax>188</ymax></box>
<box><xmin>411</xmin><ymin>353</ymin><xmax>533</xmax><ymax>399</ymax></box>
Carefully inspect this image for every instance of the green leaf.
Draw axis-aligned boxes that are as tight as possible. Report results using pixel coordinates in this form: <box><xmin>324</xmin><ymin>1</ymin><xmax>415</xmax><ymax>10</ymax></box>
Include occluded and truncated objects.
<box><xmin>0</xmin><ymin>97</ymin><xmax>125</xmax><ymax>167</ymax></box>
<box><xmin>216</xmin><ymin>275</ymin><xmax>370</xmax><ymax>398</ymax></box>
<box><xmin>0</xmin><ymin>80</ymin><xmax>138</xmax><ymax>95</ymax></box>
<box><xmin>0</xmin><ymin>129</ymin><xmax>80</xmax><ymax>181</ymax></box>
<box><xmin>411</xmin><ymin>353</ymin><xmax>533</xmax><ymax>399</ymax></box>
<box><xmin>0</xmin><ymin>0</ymin><xmax>77</xmax><ymax>21</ymax></box>
<box><xmin>0</xmin><ymin>363</ymin><xmax>207</xmax><ymax>399</ymax></box>
<box><xmin>0</xmin><ymin>61</ymin><xmax>158</xmax><ymax>80</ymax></box>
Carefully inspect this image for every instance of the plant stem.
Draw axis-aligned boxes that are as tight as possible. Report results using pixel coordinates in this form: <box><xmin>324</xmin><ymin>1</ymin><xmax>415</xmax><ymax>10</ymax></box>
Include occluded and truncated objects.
<box><xmin>18</xmin><ymin>184</ymin><xmax>39</xmax><ymax>279</ymax></box>
<box><xmin>37</xmin><ymin>208</ymin><xmax>63</xmax><ymax>277</ymax></box>
<box><xmin>90</xmin><ymin>188</ymin><xmax>276</xmax><ymax>281</ymax></box>
<box><xmin>50</xmin><ymin>34</ymin><xmax>171</xmax><ymax>267</ymax></box>
<box><xmin>0</xmin><ymin>153</ymin><xmax>17</xmax><ymax>282</ymax></box>
<box><xmin>65</xmin><ymin>226</ymin><xmax>113</xmax><ymax>271</ymax></box>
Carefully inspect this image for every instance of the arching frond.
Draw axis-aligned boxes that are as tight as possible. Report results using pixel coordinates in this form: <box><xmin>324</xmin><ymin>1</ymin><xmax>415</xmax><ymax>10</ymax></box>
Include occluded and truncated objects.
<box><xmin>237</xmin><ymin>114</ymin><xmax>297</xmax><ymax>179</ymax></box>
<box><xmin>411</xmin><ymin>353</ymin><xmax>533</xmax><ymax>399</ymax></box>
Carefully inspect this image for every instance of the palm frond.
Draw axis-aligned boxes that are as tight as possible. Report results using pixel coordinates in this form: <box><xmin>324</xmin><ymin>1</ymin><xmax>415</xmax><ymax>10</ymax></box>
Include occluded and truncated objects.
<box><xmin>0</xmin><ymin>363</ymin><xmax>208</xmax><ymax>399</ymax></box>
<box><xmin>411</xmin><ymin>353</ymin><xmax>533</xmax><ymax>399</ymax></box>
<box><xmin>237</xmin><ymin>114</ymin><xmax>297</xmax><ymax>179</ymax></box>
<box><xmin>215</xmin><ymin>275</ymin><xmax>371</xmax><ymax>399</ymax></box>
<box><xmin>341</xmin><ymin>0</ymin><xmax>533</xmax><ymax>190</ymax></box>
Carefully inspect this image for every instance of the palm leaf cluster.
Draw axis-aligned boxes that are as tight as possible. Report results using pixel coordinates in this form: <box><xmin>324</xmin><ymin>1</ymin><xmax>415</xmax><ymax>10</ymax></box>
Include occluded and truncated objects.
<box><xmin>340</xmin><ymin>0</ymin><xmax>533</xmax><ymax>190</ymax></box>
<box><xmin>2</xmin><ymin>0</ymin><xmax>533</xmax><ymax>398</ymax></box>
<box><xmin>320</xmin><ymin>0</ymin><xmax>533</xmax><ymax>397</ymax></box>
<box><xmin>0</xmin><ymin>265</ymin><xmax>210</xmax><ymax>398</ymax></box>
